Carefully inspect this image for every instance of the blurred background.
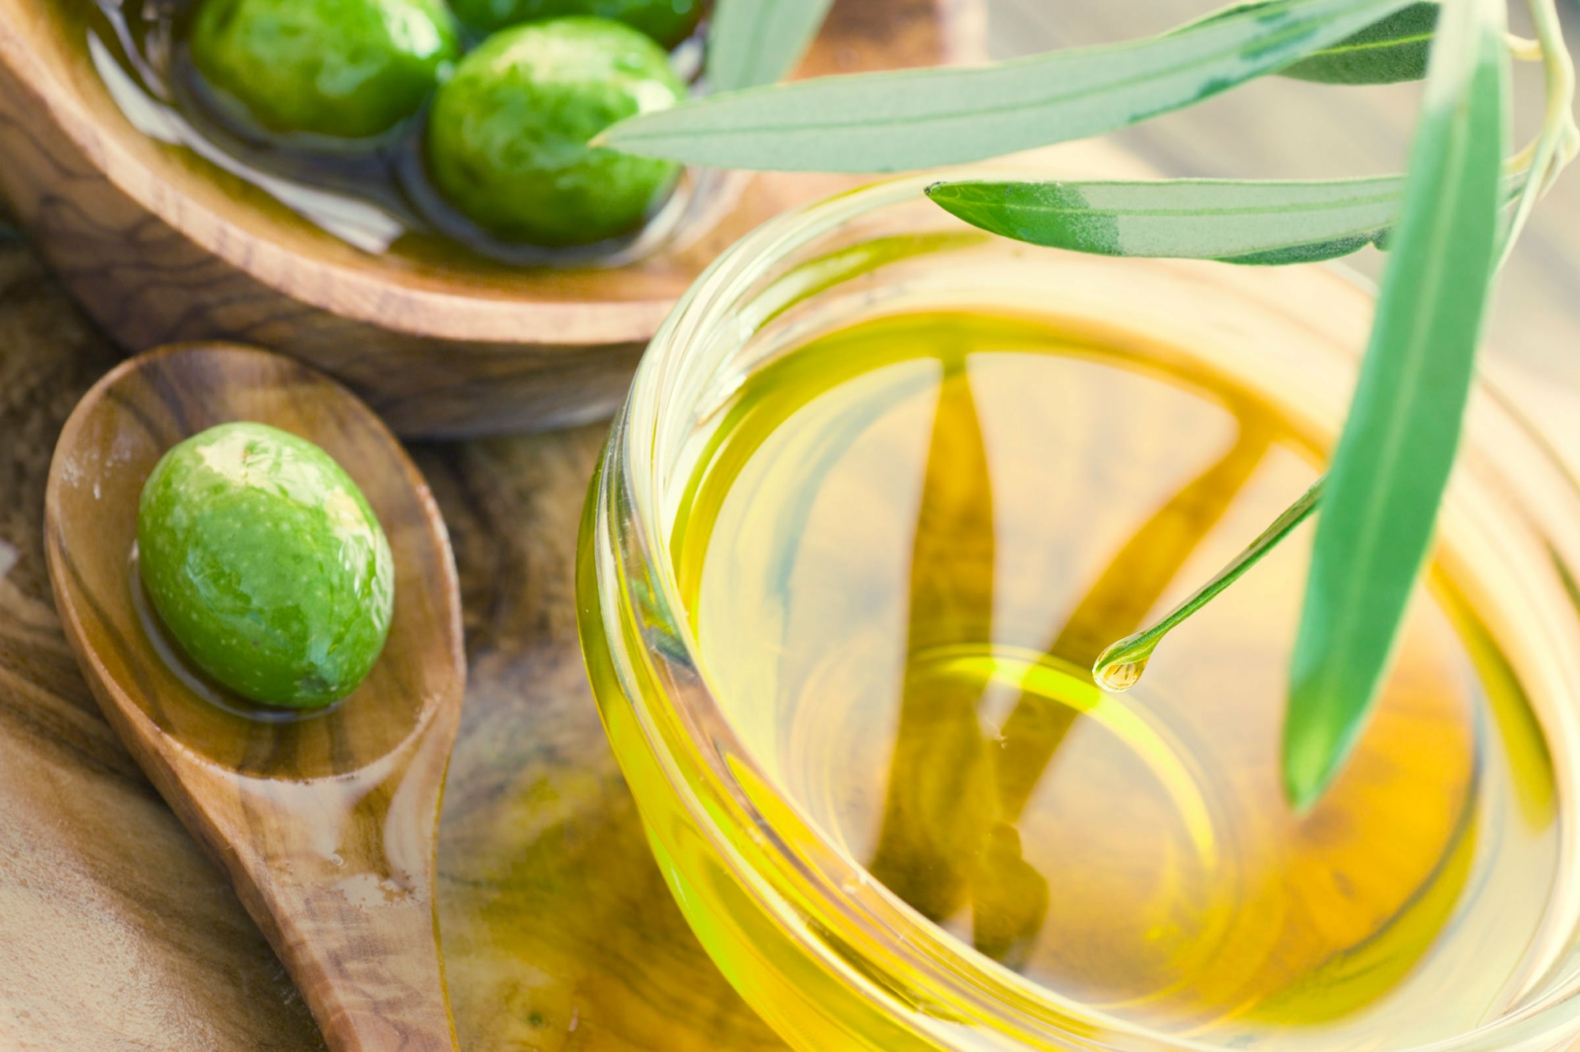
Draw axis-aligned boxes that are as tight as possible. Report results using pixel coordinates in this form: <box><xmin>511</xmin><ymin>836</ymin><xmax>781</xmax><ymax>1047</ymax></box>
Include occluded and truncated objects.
<box><xmin>991</xmin><ymin>0</ymin><xmax>1580</xmax><ymax>391</ymax></box>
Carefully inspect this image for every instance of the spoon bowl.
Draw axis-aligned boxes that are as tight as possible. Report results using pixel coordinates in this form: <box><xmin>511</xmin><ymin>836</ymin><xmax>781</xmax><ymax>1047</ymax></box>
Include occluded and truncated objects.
<box><xmin>44</xmin><ymin>343</ymin><xmax>466</xmax><ymax>1052</ymax></box>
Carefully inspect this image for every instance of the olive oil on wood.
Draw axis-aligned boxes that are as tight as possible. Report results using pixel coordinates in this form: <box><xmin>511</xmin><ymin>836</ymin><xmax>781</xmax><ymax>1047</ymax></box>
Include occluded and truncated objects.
<box><xmin>0</xmin><ymin>0</ymin><xmax>983</xmax><ymax>439</ymax></box>
<box><xmin>0</xmin><ymin>238</ymin><xmax>786</xmax><ymax>1051</ymax></box>
<box><xmin>45</xmin><ymin>345</ymin><xmax>467</xmax><ymax>1052</ymax></box>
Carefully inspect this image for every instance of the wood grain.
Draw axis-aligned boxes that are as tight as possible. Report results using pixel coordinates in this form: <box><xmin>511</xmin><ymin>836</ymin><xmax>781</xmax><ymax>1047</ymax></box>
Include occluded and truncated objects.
<box><xmin>43</xmin><ymin>344</ymin><xmax>467</xmax><ymax>1052</ymax></box>
<box><xmin>421</xmin><ymin>431</ymin><xmax>787</xmax><ymax>1052</ymax></box>
<box><xmin>0</xmin><ymin>0</ymin><xmax>981</xmax><ymax>439</ymax></box>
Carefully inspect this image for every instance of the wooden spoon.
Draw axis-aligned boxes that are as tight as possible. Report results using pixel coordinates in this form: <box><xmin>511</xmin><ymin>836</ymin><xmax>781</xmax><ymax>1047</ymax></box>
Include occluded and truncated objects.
<box><xmin>43</xmin><ymin>343</ymin><xmax>466</xmax><ymax>1052</ymax></box>
<box><xmin>0</xmin><ymin>0</ymin><xmax>981</xmax><ymax>438</ymax></box>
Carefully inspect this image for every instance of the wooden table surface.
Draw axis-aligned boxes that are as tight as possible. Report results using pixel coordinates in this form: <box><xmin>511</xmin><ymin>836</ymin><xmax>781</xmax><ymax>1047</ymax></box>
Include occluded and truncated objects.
<box><xmin>2</xmin><ymin>4</ymin><xmax>1578</xmax><ymax>1051</ymax></box>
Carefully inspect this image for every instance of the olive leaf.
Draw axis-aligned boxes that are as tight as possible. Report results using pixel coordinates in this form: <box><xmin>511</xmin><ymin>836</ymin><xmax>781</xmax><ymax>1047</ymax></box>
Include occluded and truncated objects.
<box><xmin>868</xmin><ymin>358</ymin><xmax>1276</xmax><ymax>962</ymax></box>
<box><xmin>706</xmin><ymin>0</ymin><xmax>836</xmax><ymax>92</ymax></box>
<box><xmin>1283</xmin><ymin>0</ymin><xmax>1509</xmax><ymax>809</ymax></box>
<box><xmin>925</xmin><ymin>169</ymin><xmax>1522</xmax><ymax>266</ymax></box>
<box><xmin>970</xmin><ymin>826</ymin><xmax>1049</xmax><ymax>967</ymax></box>
<box><xmin>926</xmin><ymin>176</ymin><xmax>1403</xmax><ymax>265</ymax></box>
<box><xmin>1187</xmin><ymin>0</ymin><xmax>1439</xmax><ymax>83</ymax></box>
<box><xmin>1281</xmin><ymin>1</ymin><xmax>1439</xmax><ymax>82</ymax></box>
<box><xmin>598</xmin><ymin>0</ymin><xmax>1417</xmax><ymax>172</ymax></box>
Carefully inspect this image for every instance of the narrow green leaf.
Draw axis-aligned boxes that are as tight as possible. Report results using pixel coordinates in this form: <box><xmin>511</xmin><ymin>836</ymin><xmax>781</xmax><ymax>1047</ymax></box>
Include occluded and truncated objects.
<box><xmin>1189</xmin><ymin>0</ymin><xmax>1439</xmax><ymax>83</ymax></box>
<box><xmin>599</xmin><ymin>0</ymin><xmax>1415</xmax><ymax>172</ymax></box>
<box><xmin>1281</xmin><ymin>1</ymin><xmax>1439</xmax><ymax>82</ymax></box>
<box><xmin>1283</xmin><ymin>0</ymin><xmax>1508</xmax><ymax>809</ymax></box>
<box><xmin>706</xmin><ymin>0</ymin><xmax>836</xmax><ymax>92</ymax></box>
<box><xmin>927</xmin><ymin>177</ymin><xmax>1402</xmax><ymax>265</ymax></box>
<box><xmin>926</xmin><ymin>170</ymin><xmax>1523</xmax><ymax>265</ymax></box>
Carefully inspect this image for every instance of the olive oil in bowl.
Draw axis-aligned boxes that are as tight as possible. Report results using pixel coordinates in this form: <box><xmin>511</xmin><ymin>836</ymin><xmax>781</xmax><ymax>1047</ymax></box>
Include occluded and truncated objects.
<box><xmin>581</xmin><ymin>174</ymin><xmax>1580</xmax><ymax>1052</ymax></box>
<box><xmin>673</xmin><ymin>310</ymin><xmax>1559</xmax><ymax>1047</ymax></box>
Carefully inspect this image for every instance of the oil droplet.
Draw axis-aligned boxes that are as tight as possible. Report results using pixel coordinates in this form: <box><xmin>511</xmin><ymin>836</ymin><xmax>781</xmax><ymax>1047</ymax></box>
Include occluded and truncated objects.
<box><xmin>1097</xmin><ymin>657</ymin><xmax>1148</xmax><ymax>693</ymax></box>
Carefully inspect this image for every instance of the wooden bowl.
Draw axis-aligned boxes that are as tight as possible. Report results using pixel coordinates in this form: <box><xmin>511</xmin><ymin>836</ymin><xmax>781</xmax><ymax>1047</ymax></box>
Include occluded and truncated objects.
<box><xmin>0</xmin><ymin>0</ymin><xmax>984</xmax><ymax>438</ymax></box>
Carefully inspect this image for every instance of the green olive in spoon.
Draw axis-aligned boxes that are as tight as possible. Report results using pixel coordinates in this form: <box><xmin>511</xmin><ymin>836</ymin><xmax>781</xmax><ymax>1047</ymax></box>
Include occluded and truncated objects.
<box><xmin>46</xmin><ymin>343</ymin><xmax>465</xmax><ymax>1052</ymax></box>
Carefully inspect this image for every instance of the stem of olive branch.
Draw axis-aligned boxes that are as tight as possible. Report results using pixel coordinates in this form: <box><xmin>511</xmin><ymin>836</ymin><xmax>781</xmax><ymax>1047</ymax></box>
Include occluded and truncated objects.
<box><xmin>1091</xmin><ymin>477</ymin><xmax>1324</xmax><ymax>691</ymax></box>
<box><xmin>1509</xmin><ymin>31</ymin><xmax>1543</xmax><ymax>59</ymax></box>
<box><xmin>1500</xmin><ymin>0</ymin><xmax>1578</xmax><ymax>265</ymax></box>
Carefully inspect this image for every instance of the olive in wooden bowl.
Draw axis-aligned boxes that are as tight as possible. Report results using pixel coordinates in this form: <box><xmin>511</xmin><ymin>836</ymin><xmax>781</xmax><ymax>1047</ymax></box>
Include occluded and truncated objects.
<box><xmin>0</xmin><ymin>0</ymin><xmax>979</xmax><ymax>436</ymax></box>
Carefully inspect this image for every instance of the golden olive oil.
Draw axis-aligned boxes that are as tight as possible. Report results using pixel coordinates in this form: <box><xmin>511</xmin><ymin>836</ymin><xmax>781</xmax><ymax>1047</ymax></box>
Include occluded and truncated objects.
<box><xmin>675</xmin><ymin>310</ymin><xmax>1560</xmax><ymax>1046</ymax></box>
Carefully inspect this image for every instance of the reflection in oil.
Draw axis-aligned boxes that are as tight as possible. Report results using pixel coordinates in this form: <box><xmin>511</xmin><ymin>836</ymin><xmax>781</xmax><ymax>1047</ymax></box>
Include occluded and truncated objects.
<box><xmin>682</xmin><ymin>312</ymin><xmax>1559</xmax><ymax>1045</ymax></box>
<box><xmin>870</xmin><ymin>354</ymin><xmax>1274</xmax><ymax>967</ymax></box>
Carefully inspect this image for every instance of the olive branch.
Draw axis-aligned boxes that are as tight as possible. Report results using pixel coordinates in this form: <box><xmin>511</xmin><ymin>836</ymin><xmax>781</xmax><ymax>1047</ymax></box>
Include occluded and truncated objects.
<box><xmin>603</xmin><ymin>0</ymin><xmax>1576</xmax><ymax>808</ymax></box>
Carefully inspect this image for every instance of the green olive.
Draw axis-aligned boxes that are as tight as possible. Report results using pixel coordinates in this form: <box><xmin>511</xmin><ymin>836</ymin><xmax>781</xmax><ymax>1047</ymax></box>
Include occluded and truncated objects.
<box><xmin>137</xmin><ymin>422</ymin><xmax>395</xmax><ymax>710</ymax></box>
<box><xmin>425</xmin><ymin>17</ymin><xmax>685</xmax><ymax>248</ymax></box>
<box><xmin>188</xmin><ymin>0</ymin><xmax>461</xmax><ymax>140</ymax></box>
<box><xmin>446</xmin><ymin>0</ymin><xmax>704</xmax><ymax>49</ymax></box>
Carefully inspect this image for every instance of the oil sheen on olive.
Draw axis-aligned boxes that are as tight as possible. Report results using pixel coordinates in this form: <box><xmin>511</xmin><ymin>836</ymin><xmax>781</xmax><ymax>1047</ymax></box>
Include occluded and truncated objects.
<box><xmin>137</xmin><ymin>422</ymin><xmax>395</xmax><ymax>710</ymax></box>
<box><xmin>445</xmin><ymin>0</ymin><xmax>704</xmax><ymax>48</ymax></box>
<box><xmin>188</xmin><ymin>0</ymin><xmax>461</xmax><ymax>139</ymax></box>
<box><xmin>425</xmin><ymin>17</ymin><xmax>685</xmax><ymax>247</ymax></box>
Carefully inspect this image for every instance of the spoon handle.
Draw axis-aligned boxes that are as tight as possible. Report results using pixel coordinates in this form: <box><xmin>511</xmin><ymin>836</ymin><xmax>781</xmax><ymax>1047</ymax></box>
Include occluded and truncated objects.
<box><xmin>208</xmin><ymin>714</ymin><xmax>460</xmax><ymax>1052</ymax></box>
<box><xmin>151</xmin><ymin>709</ymin><xmax>463</xmax><ymax>1052</ymax></box>
<box><xmin>255</xmin><ymin>879</ymin><xmax>457</xmax><ymax>1052</ymax></box>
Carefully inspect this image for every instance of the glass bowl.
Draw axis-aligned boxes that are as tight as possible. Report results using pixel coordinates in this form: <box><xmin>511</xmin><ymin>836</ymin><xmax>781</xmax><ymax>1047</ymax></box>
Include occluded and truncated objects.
<box><xmin>576</xmin><ymin>173</ymin><xmax>1580</xmax><ymax>1052</ymax></box>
